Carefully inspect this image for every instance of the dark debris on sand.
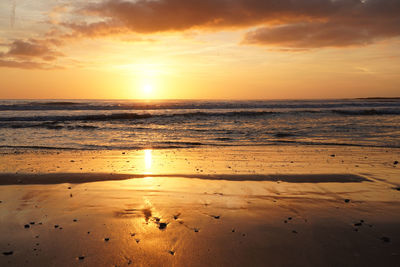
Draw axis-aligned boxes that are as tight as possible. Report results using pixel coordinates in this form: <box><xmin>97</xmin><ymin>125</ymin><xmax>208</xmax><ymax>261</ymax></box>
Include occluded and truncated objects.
<box><xmin>104</xmin><ymin>238</ymin><xmax>110</xmax><ymax>242</ymax></box>
<box><xmin>159</xmin><ymin>223</ymin><xmax>168</xmax><ymax>230</ymax></box>
<box><xmin>77</xmin><ymin>256</ymin><xmax>85</xmax><ymax>260</ymax></box>
<box><xmin>24</xmin><ymin>224</ymin><xmax>30</xmax><ymax>229</ymax></box>
<box><xmin>168</xmin><ymin>250</ymin><xmax>175</xmax><ymax>255</ymax></box>
<box><xmin>381</xmin><ymin>236</ymin><xmax>391</xmax><ymax>243</ymax></box>
<box><xmin>3</xmin><ymin>251</ymin><xmax>13</xmax><ymax>256</ymax></box>
<box><xmin>344</xmin><ymin>199</ymin><xmax>350</xmax><ymax>203</ymax></box>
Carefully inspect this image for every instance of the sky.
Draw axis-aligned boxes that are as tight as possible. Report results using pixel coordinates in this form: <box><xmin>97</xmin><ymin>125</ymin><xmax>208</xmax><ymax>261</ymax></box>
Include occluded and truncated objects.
<box><xmin>0</xmin><ymin>0</ymin><xmax>399</xmax><ymax>99</ymax></box>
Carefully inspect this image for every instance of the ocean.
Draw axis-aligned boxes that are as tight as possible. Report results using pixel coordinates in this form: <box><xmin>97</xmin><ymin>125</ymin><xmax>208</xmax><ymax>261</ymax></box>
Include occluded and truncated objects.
<box><xmin>0</xmin><ymin>99</ymin><xmax>399</xmax><ymax>150</ymax></box>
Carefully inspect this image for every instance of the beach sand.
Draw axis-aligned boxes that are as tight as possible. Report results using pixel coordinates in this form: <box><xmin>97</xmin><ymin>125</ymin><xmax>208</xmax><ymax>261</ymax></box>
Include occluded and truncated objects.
<box><xmin>0</xmin><ymin>146</ymin><xmax>399</xmax><ymax>266</ymax></box>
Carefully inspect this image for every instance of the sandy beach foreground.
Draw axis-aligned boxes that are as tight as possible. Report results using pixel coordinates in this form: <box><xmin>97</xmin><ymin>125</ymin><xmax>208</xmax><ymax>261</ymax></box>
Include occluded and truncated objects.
<box><xmin>0</xmin><ymin>146</ymin><xmax>399</xmax><ymax>266</ymax></box>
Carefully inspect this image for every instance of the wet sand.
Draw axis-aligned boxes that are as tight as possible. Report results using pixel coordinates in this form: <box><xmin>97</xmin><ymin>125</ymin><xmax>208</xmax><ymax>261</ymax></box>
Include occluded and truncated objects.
<box><xmin>0</xmin><ymin>146</ymin><xmax>399</xmax><ymax>266</ymax></box>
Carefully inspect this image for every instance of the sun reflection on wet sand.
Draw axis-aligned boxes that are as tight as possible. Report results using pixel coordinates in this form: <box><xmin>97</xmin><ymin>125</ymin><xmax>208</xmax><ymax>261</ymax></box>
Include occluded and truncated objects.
<box><xmin>144</xmin><ymin>149</ymin><xmax>152</xmax><ymax>174</ymax></box>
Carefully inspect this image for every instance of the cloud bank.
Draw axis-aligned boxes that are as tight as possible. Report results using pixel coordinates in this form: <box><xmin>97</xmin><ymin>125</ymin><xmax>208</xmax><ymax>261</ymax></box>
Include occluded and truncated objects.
<box><xmin>1</xmin><ymin>0</ymin><xmax>400</xmax><ymax>69</ymax></box>
<box><xmin>73</xmin><ymin>0</ymin><xmax>400</xmax><ymax>48</ymax></box>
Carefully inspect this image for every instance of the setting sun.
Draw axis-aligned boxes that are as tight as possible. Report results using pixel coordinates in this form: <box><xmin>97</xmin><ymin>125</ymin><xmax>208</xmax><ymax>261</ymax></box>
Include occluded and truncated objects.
<box><xmin>143</xmin><ymin>84</ymin><xmax>153</xmax><ymax>95</ymax></box>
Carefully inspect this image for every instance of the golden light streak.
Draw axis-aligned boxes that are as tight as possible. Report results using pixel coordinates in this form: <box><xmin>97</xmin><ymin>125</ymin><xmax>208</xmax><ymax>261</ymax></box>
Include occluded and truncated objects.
<box><xmin>144</xmin><ymin>149</ymin><xmax>152</xmax><ymax>174</ymax></box>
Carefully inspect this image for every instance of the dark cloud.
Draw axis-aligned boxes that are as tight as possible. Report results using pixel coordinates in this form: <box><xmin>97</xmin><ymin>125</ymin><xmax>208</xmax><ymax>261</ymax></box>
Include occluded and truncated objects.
<box><xmin>60</xmin><ymin>20</ymin><xmax>128</xmax><ymax>38</ymax></box>
<box><xmin>243</xmin><ymin>20</ymin><xmax>400</xmax><ymax>48</ymax></box>
<box><xmin>81</xmin><ymin>0</ymin><xmax>352</xmax><ymax>32</ymax></box>
<box><xmin>0</xmin><ymin>39</ymin><xmax>63</xmax><ymax>69</ymax></box>
<box><xmin>243</xmin><ymin>0</ymin><xmax>400</xmax><ymax>48</ymax></box>
<box><xmin>69</xmin><ymin>0</ymin><xmax>400</xmax><ymax>48</ymax></box>
<box><xmin>6</xmin><ymin>39</ymin><xmax>63</xmax><ymax>60</ymax></box>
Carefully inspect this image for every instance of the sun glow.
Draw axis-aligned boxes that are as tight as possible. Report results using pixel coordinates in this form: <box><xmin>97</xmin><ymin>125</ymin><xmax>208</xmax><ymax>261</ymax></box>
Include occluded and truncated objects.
<box><xmin>126</xmin><ymin>62</ymin><xmax>169</xmax><ymax>99</ymax></box>
<box><xmin>142</xmin><ymin>83</ymin><xmax>153</xmax><ymax>95</ymax></box>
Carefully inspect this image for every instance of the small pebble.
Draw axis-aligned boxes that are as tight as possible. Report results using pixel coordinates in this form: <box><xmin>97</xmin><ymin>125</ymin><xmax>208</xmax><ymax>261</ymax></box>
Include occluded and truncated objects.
<box><xmin>344</xmin><ymin>199</ymin><xmax>350</xmax><ymax>203</ymax></box>
<box><xmin>168</xmin><ymin>250</ymin><xmax>175</xmax><ymax>255</ymax></box>
<box><xmin>24</xmin><ymin>224</ymin><xmax>30</xmax><ymax>229</ymax></box>
<box><xmin>78</xmin><ymin>256</ymin><xmax>85</xmax><ymax>260</ymax></box>
<box><xmin>104</xmin><ymin>238</ymin><xmax>110</xmax><ymax>242</ymax></box>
